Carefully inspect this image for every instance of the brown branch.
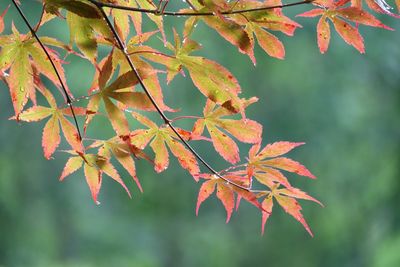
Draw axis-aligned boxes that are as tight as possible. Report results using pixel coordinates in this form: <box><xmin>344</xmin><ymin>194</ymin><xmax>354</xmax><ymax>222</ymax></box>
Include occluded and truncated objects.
<box><xmin>89</xmin><ymin>0</ymin><xmax>254</xmax><ymax>192</ymax></box>
<box><xmin>90</xmin><ymin>0</ymin><xmax>313</xmax><ymax>16</ymax></box>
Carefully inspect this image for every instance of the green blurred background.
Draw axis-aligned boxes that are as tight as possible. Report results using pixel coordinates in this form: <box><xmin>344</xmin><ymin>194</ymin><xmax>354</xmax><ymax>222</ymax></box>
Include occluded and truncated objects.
<box><xmin>1</xmin><ymin>1</ymin><xmax>400</xmax><ymax>267</ymax></box>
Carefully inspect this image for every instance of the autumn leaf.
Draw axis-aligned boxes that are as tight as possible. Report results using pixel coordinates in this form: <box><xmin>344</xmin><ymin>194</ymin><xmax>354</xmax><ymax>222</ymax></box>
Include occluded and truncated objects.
<box><xmin>248</xmin><ymin>141</ymin><xmax>315</xmax><ymax>180</ymax></box>
<box><xmin>91</xmin><ymin>137</ymin><xmax>145</xmax><ymax>193</ymax></box>
<box><xmin>192</xmin><ymin>100</ymin><xmax>262</xmax><ymax>164</ymax></box>
<box><xmin>66</xmin><ymin>10</ymin><xmax>111</xmax><ymax>62</ymax></box>
<box><xmin>0</xmin><ymin>25</ymin><xmax>71</xmax><ymax>115</ymax></box>
<box><xmin>18</xmin><ymin>89</ymin><xmax>84</xmax><ymax>159</ymax></box>
<box><xmin>297</xmin><ymin>3</ymin><xmax>393</xmax><ymax>53</ymax></box>
<box><xmin>86</xmin><ymin>50</ymin><xmax>172</xmax><ymax>137</ymax></box>
<box><xmin>60</xmin><ymin>153</ymin><xmax>131</xmax><ymax>203</ymax></box>
<box><xmin>182</xmin><ymin>0</ymin><xmax>253</xmax><ymax>58</ymax></box>
<box><xmin>275</xmin><ymin>194</ymin><xmax>314</xmax><ymax>236</ymax></box>
<box><xmin>261</xmin><ymin>196</ymin><xmax>273</xmax><ymax>235</ymax></box>
<box><xmin>195</xmin><ymin>174</ymin><xmax>257</xmax><ymax>222</ymax></box>
<box><xmin>131</xmin><ymin>112</ymin><xmax>199</xmax><ymax>177</ymax></box>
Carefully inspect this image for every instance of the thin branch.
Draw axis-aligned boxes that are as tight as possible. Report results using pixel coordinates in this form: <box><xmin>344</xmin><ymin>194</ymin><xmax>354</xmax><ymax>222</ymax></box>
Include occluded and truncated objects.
<box><xmin>185</xmin><ymin>0</ymin><xmax>198</xmax><ymax>11</ymax></box>
<box><xmin>90</xmin><ymin>0</ymin><xmax>313</xmax><ymax>16</ymax></box>
<box><xmin>89</xmin><ymin>0</ymin><xmax>253</xmax><ymax>192</ymax></box>
<box><xmin>33</xmin><ymin>4</ymin><xmax>45</xmax><ymax>32</ymax></box>
<box><xmin>11</xmin><ymin>0</ymin><xmax>83</xmax><ymax>143</ymax></box>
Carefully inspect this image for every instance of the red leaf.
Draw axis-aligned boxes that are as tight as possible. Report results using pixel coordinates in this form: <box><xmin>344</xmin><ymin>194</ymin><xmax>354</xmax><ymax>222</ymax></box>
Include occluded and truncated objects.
<box><xmin>196</xmin><ymin>179</ymin><xmax>217</xmax><ymax>215</ymax></box>
<box><xmin>254</xmin><ymin>167</ymin><xmax>292</xmax><ymax>189</ymax></box>
<box><xmin>84</xmin><ymin>163</ymin><xmax>102</xmax><ymax>203</ymax></box>
<box><xmin>331</xmin><ymin>17</ymin><xmax>365</xmax><ymax>53</ymax></box>
<box><xmin>253</xmin><ymin>25</ymin><xmax>285</xmax><ymax>59</ymax></box>
<box><xmin>261</xmin><ymin>196</ymin><xmax>274</xmax><ymax>235</ymax></box>
<box><xmin>208</xmin><ymin>124</ymin><xmax>240</xmax><ymax>164</ymax></box>
<box><xmin>167</xmin><ymin>139</ymin><xmax>200</xmax><ymax>178</ymax></box>
<box><xmin>336</xmin><ymin>7</ymin><xmax>394</xmax><ymax>30</ymax></box>
<box><xmin>232</xmin><ymin>187</ymin><xmax>263</xmax><ymax>211</ymax></box>
<box><xmin>216</xmin><ymin>182</ymin><xmax>235</xmax><ymax>223</ymax></box>
<box><xmin>296</xmin><ymin>9</ymin><xmax>324</xmax><ymax>17</ymax></box>
<box><xmin>317</xmin><ymin>17</ymin><xmax>331</xmax><ymax>54</ymax></box>
<box><xmin>262</xmin><ymin>157</ymin><xmax>316</xmax><ymax>179</ymax></box>
<box><xmin>256</xmin><ymin>141</ymin><xmax>305</xmax><ymax>159</ymax></box>
<box><xmin>275</xmin><ymin>195</ymin><xmax>313</xmax><ymax>236</ymax></box>
<box><xmin>278</xmin><ymin>188</ymin><xmax>323</xmax><ymax>206</ymax></box>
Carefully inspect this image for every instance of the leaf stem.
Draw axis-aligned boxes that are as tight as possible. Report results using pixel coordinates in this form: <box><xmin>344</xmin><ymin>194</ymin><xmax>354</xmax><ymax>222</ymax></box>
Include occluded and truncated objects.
<box><xmin>169</xmin><ymin>115</ymin><xmax>202</xmax><ymax>123</ymax></box>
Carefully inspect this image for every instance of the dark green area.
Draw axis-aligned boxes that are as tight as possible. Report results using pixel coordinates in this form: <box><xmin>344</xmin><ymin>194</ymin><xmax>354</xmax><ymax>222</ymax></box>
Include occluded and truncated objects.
<box><xmin>1</xmin><ymin>2</ymin><xmax>399</xmax><ymax>267</ymax></box>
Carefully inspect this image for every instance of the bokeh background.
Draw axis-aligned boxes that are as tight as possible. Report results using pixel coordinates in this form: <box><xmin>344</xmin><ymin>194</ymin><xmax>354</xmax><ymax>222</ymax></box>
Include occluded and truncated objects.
<box><xmin>1</xmin><ymin>1</ymin><xmax>399</xmax><ymax>267</ymax></box>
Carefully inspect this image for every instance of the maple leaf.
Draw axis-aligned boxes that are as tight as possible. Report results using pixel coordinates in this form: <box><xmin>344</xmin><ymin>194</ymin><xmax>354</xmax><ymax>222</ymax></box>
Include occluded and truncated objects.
<box><xmin>17</xmin><ymin>88</ymin><xmax>84</xmax><ymax>159</ymax></box>
<box><xmin>86</xmin><ymin>49</ymin><xmax>172</xmax><ymax>136</ymax></box>
<box><xmin>196</xmin><ymin>177</ymin><xmax>236</xmax><ymax>222</ymax></box>
<box><xmin>196</xmin><ymin>172</ymin><xmax>263</xmax><ymax>222</ymax></box>
<box><xmin>229</xmin><ymin>0</ymin><xmax>302</xmax><ymax>61</ymax></box>
<box><xmin>245</xmin><ymin>142</ymin><xmax>322</xmax><ymax>235</ymax></box>
<box><xmin>248</xmin><ymin>142</ymin><xmax>316</xmax><ymax>184</ymax></box>
<box><xmin>135</xmin><ymin>0</ymin><xmax>166</xmax><ymax>43</ymax></box>
<box><xmin>130</xmin><ymin>112</ymin><xmax>200</xmax><ymax>177</ymax></box>
<box><xmin>182</xmin><ymin>0</ymin><xmax>253</xmax><ymax>59</ymax></box>
<box><xmin>258</xmin><ymin>180</ymin><xmax>323</xmax><ymax>235</ymax></box>
<box><xmin>297</xmin><ymin>1</ymin><xmax>393</xmax><ymax>53</ymax></box>
<box><xmin>60</xmin><ymin>152</ymin><xmax>131</xmax><ymax>203</ymax></box>
<box><xmin>45</xmin><ymin>1</ymin><xmax>113</xmax><ymax>62</ymax></box>
<box><xmin>192</xmin><ymin>100</ymin><xmax>262</xmax><ymax>164</ymax></box>
<box><xmin>0</xmin><ymin>25</ymin><xmax>71</xmax><ymax>115</ymax></box>
<box><xmin>88</xmin><ymin>137</ymin><xmax>145</xmax><ymax>192</ymax></box>
<box><xmin>128</xmin><ymin>30</ymin><xmax>250</xmax><ymax>113</ymax></box>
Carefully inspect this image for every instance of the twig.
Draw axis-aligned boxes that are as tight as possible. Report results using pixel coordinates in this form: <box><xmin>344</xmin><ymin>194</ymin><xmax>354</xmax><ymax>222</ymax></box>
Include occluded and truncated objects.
<box><xmin>11</xmin><ymin>0</ymin><xmax>83</xmax><ymax>143</ymax></box>
<box><xmin>89</xmin><ymin>0</ymin><xmax>313</xmax><ymax>16</ymax></box>
<box><xmin>185</xmin><ymin>0</ymin><xmax>198</xmax><ymax>11</ymax></box>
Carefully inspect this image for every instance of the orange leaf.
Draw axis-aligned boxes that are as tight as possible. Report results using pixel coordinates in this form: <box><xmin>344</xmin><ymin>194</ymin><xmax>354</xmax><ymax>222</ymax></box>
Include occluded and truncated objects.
<box><xmin>208</xmin><ymin>124</ymin><xmax>240</xmax><ymax>164</ymax></box>
<box><xmin>256</xmin><ymin>141</ymin><xmax>305</xmax><ymax>159</ymax></box>
<box><xmin>167</xmin><ymin>138</ymin><xmax>200</xmax><ymax>177</ymax></box>
<box><xmin>84</xmin><ymin>162</ymin><xmax>102</xmax><ymax>203</ymax></box>
<box><xmin>261</xmin><ymin>196</ymin><xmax>274</xmax><ymax>235</ymax></box>
<box><xmin>196</xmin><ymin>179</ymin><xmax>217</xmax><ymax>215</ymax></box>
<box><xmin>317</xmin><ymin>17</ymin><xmax>331</xmax><ymax>54</ymax></box>
<box><xmin>275</xmin><ymin>195</ymin><xmax>313</xmax><ymax>236</ymax></box>
<box><xmin>216</xmin><ymin>182</ymin><xmax>235</xmax><ymax>223</ymax></box>
<box><xmin>331</xmin><ymin>17</ymin><xmax>365</xmax><ymax>53</ymax></box>
<box><xmin>253</xmin><ymin>25</ymin><xmax>285</xmax><ymax>59</ymax></box>
<box><xmin>262</xmin><ymin>157</ymin><xmax>316</xmax><ymax>179</ymax></box>
<box><xmin>42</xmin><ymin>115</ymin><xmax>60</xmax><ymax>159</ymax></box>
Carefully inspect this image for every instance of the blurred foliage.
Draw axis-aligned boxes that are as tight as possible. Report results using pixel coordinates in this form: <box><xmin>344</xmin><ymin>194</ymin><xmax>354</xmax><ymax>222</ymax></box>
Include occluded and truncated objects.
<box><xmin>0</xmin><ymin>2</ymin><xmax>399</xmax><ymax>267</ymax></box>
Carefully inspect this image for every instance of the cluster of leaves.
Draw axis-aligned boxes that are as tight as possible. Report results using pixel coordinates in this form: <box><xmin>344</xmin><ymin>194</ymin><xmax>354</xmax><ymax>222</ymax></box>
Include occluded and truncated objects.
<box><xmin>0</xmin><ymin>0</ymin><xmax>397</xmax><ymax>235</ymax></box>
